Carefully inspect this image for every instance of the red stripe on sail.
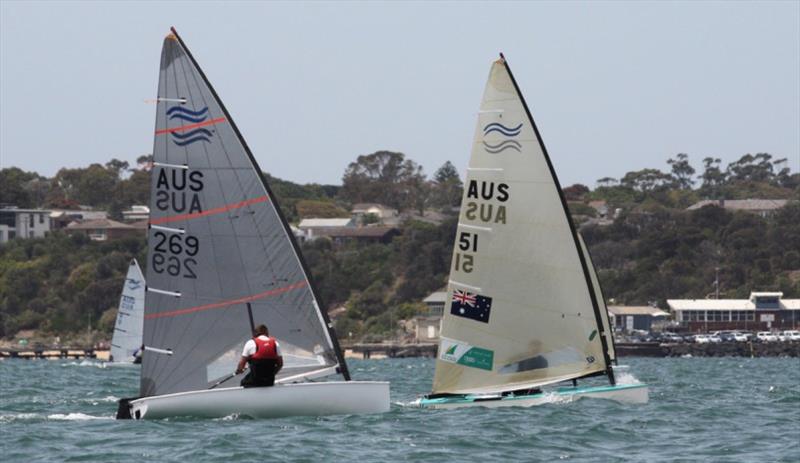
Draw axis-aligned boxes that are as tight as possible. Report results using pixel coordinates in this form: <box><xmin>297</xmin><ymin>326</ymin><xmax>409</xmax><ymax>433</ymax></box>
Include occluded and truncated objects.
<box><xmin>145</xmin><ymin>281</ymin><xmax>308</xmax><ymax>320</ymax></box>
<box><xmin>149</xmin><ymin>195</ymin><xmax>268</xmax><ymax>225</ymax></box>
<box><xmin>155</xmin><ymin>117</ymin><xmax>227</xmax><ymax>135</ymax></box>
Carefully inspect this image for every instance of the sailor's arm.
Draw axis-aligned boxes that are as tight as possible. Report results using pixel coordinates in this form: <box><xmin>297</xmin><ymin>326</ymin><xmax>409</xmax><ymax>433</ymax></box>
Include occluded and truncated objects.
<box><xmin>236</xmin><ymin>356</ymin><xmax>248</xmax><ymax>375</ymax></box>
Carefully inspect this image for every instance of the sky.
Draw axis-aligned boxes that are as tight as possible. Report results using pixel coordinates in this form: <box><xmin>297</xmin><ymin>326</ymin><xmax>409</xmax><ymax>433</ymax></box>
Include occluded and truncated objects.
<box><xmin>1</xmin><ymin>1</ymin><xmax>798</xmax><ymax>188</ymax></box>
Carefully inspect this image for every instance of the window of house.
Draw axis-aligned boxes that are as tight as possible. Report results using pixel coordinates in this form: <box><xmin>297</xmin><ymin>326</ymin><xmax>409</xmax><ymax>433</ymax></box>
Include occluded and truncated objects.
<box><xmin>39</xmin><ymin>214</ymin><xmax>45</xmax><ymax>224</ymax></box>
<box><xmin>29</xmin><ymin>214</ymin><xmax>34</xmax><ymax>227</ymax></box>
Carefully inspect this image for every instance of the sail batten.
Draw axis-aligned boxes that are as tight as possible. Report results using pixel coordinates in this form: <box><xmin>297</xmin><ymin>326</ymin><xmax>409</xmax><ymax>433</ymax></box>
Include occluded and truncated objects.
<box><xmin>141</xmin><ymin>29</ymin><xmax>346</xmax><ymax>397</ymax></box>
<box><xmin>431</xmin><ymin>57</ymin><xmax>613</xmax><ymax>395</ymax></box>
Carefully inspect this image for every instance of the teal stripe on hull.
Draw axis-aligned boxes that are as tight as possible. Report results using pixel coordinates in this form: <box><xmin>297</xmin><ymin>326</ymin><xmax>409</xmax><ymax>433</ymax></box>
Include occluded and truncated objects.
<box><xmin>418</xmin><ymin>383</ymin><xmax>648</xmax><ymax>407</ymax></box>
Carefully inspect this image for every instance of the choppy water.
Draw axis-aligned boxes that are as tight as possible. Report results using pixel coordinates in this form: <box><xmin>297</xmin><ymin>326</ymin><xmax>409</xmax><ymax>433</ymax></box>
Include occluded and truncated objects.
<box><xmin>1</xmin><ymin>357</ymin><xmax>798</xmax><ymax>462</ymax></box>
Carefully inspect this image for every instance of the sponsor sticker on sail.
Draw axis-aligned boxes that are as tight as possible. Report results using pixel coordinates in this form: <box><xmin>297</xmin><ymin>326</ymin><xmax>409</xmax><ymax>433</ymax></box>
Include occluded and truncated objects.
<box><xmin>439</xmin><ymin>337</ymin><xmax>494</xmax><ymax>371</ymax></box>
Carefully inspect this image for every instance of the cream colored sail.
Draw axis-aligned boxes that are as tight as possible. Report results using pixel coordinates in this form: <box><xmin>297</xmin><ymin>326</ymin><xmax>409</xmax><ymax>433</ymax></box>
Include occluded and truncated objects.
<box><xmin>432</xmin><ymin>57</ymin><xmax>612</xmax><ymax>395</ymax></box>
<box><xmin>578</xmin><ymin>233</ymin><xmax>616</xmax><ymax>361</ymax></box>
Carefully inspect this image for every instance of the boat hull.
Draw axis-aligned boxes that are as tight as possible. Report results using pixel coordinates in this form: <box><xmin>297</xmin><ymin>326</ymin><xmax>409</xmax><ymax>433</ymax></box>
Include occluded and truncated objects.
<box><xmin>125</xmin><ymin>381</ymin><xmax>390</xmax><ymax>419</ymax></box>
<box><xmin>413</xmin><ymin>383</ymin><xmax>648</xmax><ymax>409</ymax></box>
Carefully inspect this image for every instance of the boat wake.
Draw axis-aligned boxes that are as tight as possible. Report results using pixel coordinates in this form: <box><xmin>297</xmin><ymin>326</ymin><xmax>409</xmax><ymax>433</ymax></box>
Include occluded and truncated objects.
<box><xmin>0</xmin><ymin>412</ymin><xmax>113</xmax><ymax>422</ymax></box>
<box><xmin>615</xmin><ymin>370</ymin><xmax>644</xmax><ymax>386</ymax></box>
<box><xmin>61</xmin><ymin>360</ymin><xmax>107</xmax><ymax>369</ymax></box>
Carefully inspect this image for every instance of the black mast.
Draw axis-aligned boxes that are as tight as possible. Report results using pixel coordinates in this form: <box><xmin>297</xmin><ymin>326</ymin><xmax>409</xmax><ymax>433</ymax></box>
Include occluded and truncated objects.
<box><xmin>499</xmin><ymin>53</ymin><xmax>616</xmax><ymax>385</ymax></box>
<box><xmin>169</xmin><ymin>27</ymin><xmax>351</xmax><ymax>381</ymax></box>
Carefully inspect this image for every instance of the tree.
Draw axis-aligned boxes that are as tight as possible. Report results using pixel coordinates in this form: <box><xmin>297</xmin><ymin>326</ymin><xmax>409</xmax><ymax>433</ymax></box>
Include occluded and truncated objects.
<box><xmin>620</xmin><ymin>168</ymin><xmax>673</xmax><ymax>192</ymax></box>
<box><xmin>430</xmin><ymin>161</ymin><xmax>463</xmax><ymax>209</ymax></box>
<box><xmin>563</xmin><ymin>184</ymin><xmax>590</xmax><ymax>201</ymax></box>
<box><xmin>340</xmin><ymin>151</ymin><xmax>427</xmax><ymax>211</ymax></box>
<box><xmin>667</xmin><ymin>153</ymin><xmax>695</xmax><ymax>189</ymax></box>
<box><xmin>698</xmin><ymin>157</ymin><xmax>726</xmax><ymax>192</ymax></box>
<box><xmin>596</xmin><ymin>177</ymin><xmax>618</xmax><ymax>188</ymax></box>
<box><xmin>0</xmin><ymin>168</ymin><xmax>40</xmax><ymax>207</ymax></box>
<box><xmin>105</xmin><ymin>159</ymin><xmax>130</xmax><ymax>179</ymax></box>
<box><xmin>726</xmin><ymin>153</ymin><xmax>774</xmax><ymax>182</ymax></box>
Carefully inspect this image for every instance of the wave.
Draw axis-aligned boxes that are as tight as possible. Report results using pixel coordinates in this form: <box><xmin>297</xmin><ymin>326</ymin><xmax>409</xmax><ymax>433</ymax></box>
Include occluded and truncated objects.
<box><xmin>166</xmin><ymin>106</ymin><xmax>209</xmax><ymax>117</ymax></box>
<box><xmin>172</xmin><ymin>136</ymin><xmax>212</xmax><ymax>146</ymax></box>
<box><xmin>169</xmin><ymin>113</ymin><xmax>209</xmax><ymax>123</ymax></box>
<box><xmin>47</xmin><ymin>413</ymin><xmax>112</xmax><ymax>421</ymax></box>
<box><xmin>483</xmin><ymin>140</ymin><xmax>522</xmax><ymax>153</ymax></box>
<box><xmin>61</xmin><ymin>360</ymin><xmax>107</xmax><ymax>369</ymax></box>
<box><xmin>483</xmin><ymin>122</ymin><xmax>522</xmax><ymax>137</ymax></box>
<box><xmin>170</xmin><ymin>128</ymin><xmax>213</xmax><ymax>139</ymax></box>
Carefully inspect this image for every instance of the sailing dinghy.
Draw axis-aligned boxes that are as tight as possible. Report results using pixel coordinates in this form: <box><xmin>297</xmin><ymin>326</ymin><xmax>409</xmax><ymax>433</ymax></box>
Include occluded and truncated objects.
<box><xmin>109</xmin><ymin>259</ymin><xmax>145</xmax><ymax>364</ymax></box>
<box><xmin>414</xmin><ymin>55</ymin><xmax>648</xmax><ymax>409</ymax></box>
<box><xmin>116</xmin><ymin>28</ymin><xmax>389</xmax><ymax>419</ymax></box>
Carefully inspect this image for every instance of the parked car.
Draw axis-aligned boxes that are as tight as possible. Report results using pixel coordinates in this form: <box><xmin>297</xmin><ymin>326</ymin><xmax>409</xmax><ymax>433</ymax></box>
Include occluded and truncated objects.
<box><xmin>756</xmin><ymin>331</ymin><xmax>779</xmax><ymax>342</ymax></box>
<box><xmin>718</xmin><ymin>332</ymin><xmax>737</xmax><ymax>342</ymax></box>
<box><xmin>707</xmin><ymin>333</ymin><xmax>723</xmax><ymax>343</ymax></box>
<box><xmin>661</xmin><ymin>333</ymin><xmax>684</xmax><ymax>343</ymax></box>
<box><xmin>694</xmin><ymin>334</ymin><xmax>711</xmax><ymax>344</ymax></box>
<box><xmin>778</xmin><ymin>330</ymin><xmax>800</xmax><ymax>342</ymax></box>
<box><xmin>783</xmin><ymin>330</ymin><xmax>800</xmax><ymax>341</ymax></box>
<box><xmin>732</xmin><ymin>332</ymin><xmax>751</xmax><ymax>342</ymax></box>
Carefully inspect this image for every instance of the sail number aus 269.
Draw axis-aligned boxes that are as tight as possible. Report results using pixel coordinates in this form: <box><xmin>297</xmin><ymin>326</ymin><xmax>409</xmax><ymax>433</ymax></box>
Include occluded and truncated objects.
<box><xmin>152</xmin><ymin>231</ymin><xmax>199</xmax><ymax>279</ymax></box>
<box><xmin>454</xmin><ymin>231</ymin><xmax>478</xmax><ymax>273</ymax></box>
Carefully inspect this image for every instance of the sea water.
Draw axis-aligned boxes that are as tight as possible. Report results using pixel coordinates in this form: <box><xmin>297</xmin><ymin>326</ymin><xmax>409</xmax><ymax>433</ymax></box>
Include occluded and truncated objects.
<box><xmin>0</xmin><ymin>357</ymin><xmax>798</xmax><ymax>462</ymax></box>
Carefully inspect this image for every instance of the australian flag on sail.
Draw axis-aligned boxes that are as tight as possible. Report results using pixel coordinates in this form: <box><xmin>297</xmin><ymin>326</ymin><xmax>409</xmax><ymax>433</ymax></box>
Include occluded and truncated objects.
<box><xmin>450</xmin><ymin>289</ymin><xmax>492</xmax><ymax>323</ymax></box>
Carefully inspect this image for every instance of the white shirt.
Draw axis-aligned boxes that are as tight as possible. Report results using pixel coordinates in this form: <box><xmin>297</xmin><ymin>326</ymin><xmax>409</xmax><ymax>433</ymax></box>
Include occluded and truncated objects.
<box><xmin>242</xmin><ymin>335</ymin><xmax>282</xmax><ymax>357</ymax></box>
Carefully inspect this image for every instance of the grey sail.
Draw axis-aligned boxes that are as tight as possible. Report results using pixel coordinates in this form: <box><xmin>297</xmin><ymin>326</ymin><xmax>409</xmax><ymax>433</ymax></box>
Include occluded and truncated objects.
<box><xmin>141</xmin><ymin>29</ymin><xmax>347</xmax><ymax>397</ymax></box>
<box><xmin>110</xmin><ymin>259</ymin><xmax>145</xmax><ymax>363</ymax></box>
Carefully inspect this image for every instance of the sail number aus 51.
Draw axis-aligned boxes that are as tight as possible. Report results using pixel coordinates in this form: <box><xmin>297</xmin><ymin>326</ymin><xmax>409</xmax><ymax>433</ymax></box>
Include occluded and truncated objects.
<box><xmin>152</xmin><ymin>231</ymin><xmax>199</xmax><ymax>279</ymax></box>
<box><xmin>454</xmin><ymin>231</ymin><xmax>478</xmax><ymax>273</ymax></box>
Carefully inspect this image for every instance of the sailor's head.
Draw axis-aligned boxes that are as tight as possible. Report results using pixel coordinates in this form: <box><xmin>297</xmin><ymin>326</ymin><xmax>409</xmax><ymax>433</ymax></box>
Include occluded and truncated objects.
<box><xmin>255</xmin><ymin>324</ymin><xmax>269</xmax><ymax>336</ymax></box>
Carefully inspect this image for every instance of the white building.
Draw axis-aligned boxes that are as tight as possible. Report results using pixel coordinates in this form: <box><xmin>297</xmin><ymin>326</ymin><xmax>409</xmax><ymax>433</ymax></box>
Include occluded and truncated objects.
<box><xmin>122</xmin><ymin>205</ymin><xmax>150</xmax><ymax>222</ymax></box>
<box><xmin>297</xmin><ymin>218</ymin><xmax>355</xmax><ymax>240</ymax></box>
<box><xmin>686</xmin><ymin>199</ymin><xmax>793</xmax><ymax>218</ymax></box>
<box><xmin>0</xmin><ymin>208</ymin><xmax>52</xmax><ymax>243</ymax></box>
<box><xmin>667</xmin><ymin>292</ymin><xmax>800</xmax><ymax>331</ymax></box>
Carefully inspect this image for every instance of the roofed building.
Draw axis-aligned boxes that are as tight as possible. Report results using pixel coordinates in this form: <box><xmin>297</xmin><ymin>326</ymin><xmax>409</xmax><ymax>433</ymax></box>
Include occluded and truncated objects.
<box><xmin>667</xmin><ymin>292</ymin><xmax>800</xmax><ymax>332</ymax></box>
<box><xmin>66</xmin><ymin>218</ymin><xmax>142</xmax><ymax>241</ymax></box>
<box><xmin>607</xmin><ymin>305</ymin><xmax>669</xmax><ymax>332</ymax></box>
<box><xmin>0</xmin><ymin>207</ymin><xmax>52</xmax><ymax>243</ymax></box>
<box><xmin>298</xmin><ymin>218</ymin><xmax>355</xmax><ymax>240</ymax></box>
<box><xmin>686</xmin><ymin>199</ymin><xmax>793</xmax><ymax>218</ymax></box>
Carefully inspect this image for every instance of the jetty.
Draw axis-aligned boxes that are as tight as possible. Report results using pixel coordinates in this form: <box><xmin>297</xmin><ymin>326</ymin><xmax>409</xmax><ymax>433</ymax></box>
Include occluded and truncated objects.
<box><xmin>346</xmin><ymin>342</ymin><xmax>437</xmax><ymax>359</ymax></box>
<box><xmin>0</xmin><ymin>347</ymin><xmax>110</xmax><ymax>360</ymax></box>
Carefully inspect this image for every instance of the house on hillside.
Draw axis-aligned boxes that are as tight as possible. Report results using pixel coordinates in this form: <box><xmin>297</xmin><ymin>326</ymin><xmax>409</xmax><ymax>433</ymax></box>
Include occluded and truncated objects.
<box><xmin>66</xmin><ymin>218</ymin><xmax>141</xmax><ymax>241</ymax></box>
<box><xmin>686</xmin><ymin>199</ymin><xmax>793</xmax><ymax>218</ymax></box>
<box><xmin>0</xmin><ymin>207</ymin><xmax>52</xmax><ymax>243</ymax></box>
<box><xmin>320</xmin><ymin>226</ymin><xmax>400</xmax><ymax>245</ymax></box>
<box><xmin>298</xmin><ymin>218</ymin><xmax>355</xmax><ymax>240</ymax></box>
<box><xmin>50</xmin><ymin>209</ymin><xmax>108</xmax><ymax>229</ymax></box>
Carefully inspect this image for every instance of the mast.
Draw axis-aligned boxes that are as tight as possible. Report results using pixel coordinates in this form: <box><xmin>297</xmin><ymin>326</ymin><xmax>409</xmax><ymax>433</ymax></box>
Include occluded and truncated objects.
<box><xmin>167</xmin><ymin>27</ymin><xmax>351</xmax><ymax>381</ymax></box>
<box><xmin>499</xmin><ymin>54</ymin><xmax>615</xmax><ymax>385</ymax></box>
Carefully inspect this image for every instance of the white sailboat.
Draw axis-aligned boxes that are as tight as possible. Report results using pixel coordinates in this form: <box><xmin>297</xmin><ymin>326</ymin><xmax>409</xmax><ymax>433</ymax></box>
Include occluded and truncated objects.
<box><xmin>116</xmin><ymin>28</ymin><xmax>389</xmax><ymax>419</ymax></box>
<box><xmin>414</xmin><ymin>55</ymin><xmax>648</xmax><ymax>409</ymax></box>
<box><xmin>109</xmin><ymin>259</ymin><xmax>145</xmax><ymax>364</ymax></box>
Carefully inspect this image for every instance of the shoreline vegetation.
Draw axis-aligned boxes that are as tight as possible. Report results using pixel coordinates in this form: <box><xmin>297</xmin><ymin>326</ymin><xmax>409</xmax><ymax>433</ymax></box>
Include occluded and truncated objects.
<box><xmin>1</xmin><ymin>151</ymin><xmax>798</xmax><ymax>345</ymax></box>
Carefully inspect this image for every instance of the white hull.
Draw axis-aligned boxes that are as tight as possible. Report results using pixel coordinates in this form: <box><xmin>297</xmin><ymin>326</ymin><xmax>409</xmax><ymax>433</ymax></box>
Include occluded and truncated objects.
<box><xmin>127</xmin><ymin>381</ymin><xmax>390</xmax><ymax>419</ymax></box>
<box><xmin>413</xmin><ymin>383</ymin><xmax>648</xmax><ymax>410</ymax></box>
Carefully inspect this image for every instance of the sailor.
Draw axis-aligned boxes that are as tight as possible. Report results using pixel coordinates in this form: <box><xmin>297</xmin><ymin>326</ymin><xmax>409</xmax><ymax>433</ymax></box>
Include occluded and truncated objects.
<box><xmin>236</xmin><ymin>324</ymin><xmax>283</xmax><ymax>387</ymax></box>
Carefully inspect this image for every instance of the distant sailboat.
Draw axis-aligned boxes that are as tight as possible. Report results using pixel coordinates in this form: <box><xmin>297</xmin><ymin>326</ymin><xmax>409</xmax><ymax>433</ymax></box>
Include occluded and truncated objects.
<box><xmin>116</xmin><ymin>28</ymin><xmax>389</xmax><ymax>419</ymax></box>
<box><xmin>414</xmin><ymin>55</ymin><xmax>648</xmax><ymax>409</ymax></box>
<box><xmin>109</xmin><ymin>259</ymin><xmax>145</xmax><ymax>364</ymax></box>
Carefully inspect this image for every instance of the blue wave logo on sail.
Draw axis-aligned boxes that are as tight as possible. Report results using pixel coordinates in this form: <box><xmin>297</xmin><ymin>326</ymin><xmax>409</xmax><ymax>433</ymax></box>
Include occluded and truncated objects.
<box><xmin>167</xmin><ymin>106</ymin><xmax>209</xmax><ymax>123</ymax></box>
<box><xmin>126</xmin><ymin>279</ymin><xmax>142</xmax><ymax>290</ymax></box>
<box><xmin>482</xmin><ymin>122</ymin><xmax>522</xmax><ymax>153</ymax></box>
<box><xmin>171</xmin><ymin>128</ymin><xmax>213</xmax><ymax>146</ymax></box>
<box><xmin>167</xmin><ymin>106</ymin><xmax>214</xmax><ymax>146</ymax></box>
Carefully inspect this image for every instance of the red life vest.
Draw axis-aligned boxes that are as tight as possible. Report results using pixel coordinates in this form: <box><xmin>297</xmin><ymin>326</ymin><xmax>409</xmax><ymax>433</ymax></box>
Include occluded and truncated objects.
<box><xmin>250</xmin><ymin>336</ymin><xmax>278</xmax><ymax>361</ymax></box>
